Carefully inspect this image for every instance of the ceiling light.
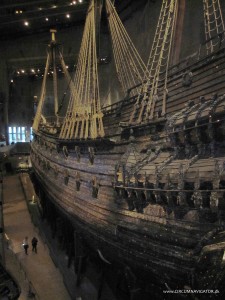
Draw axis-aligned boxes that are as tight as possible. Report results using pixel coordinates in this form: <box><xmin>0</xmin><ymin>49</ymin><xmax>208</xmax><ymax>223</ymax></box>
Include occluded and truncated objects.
<box><xmin>21</xmin><ymin>70</ymin><xmax>25</xmax><ymax>73</ymax></box>
<box><xmin>15</xmin><ymin>10</ymin><xmax>19</xmax><ymax>14</ymax></box>
<box><xmin>52</xmin><ymin>5</ymin><xmax>57</xmax><ymax>8</ymax></box>
<box><xmin>20</xmin><ymin>10</ymin><xmax>23</xmax><ymax>14</ymax></box>
<box><xmin>24</xmin><ymin>21</ymin><xmax>29</xmax><ymax>26</ymax></box>
<box><xmin>45</xmin><ymin>17</ymin><xmax>49</xmax><ymax>21</ymax></box>
<box><xmin>73</xmin><ymin>1</ymin><xmax>77</xmax><ymax>4</ymax></box>
<box><xmin>11</xmin><ymin>79</ymin><xmax>14</xmax><ymax>83</ymax></box>
<box><xmin>31</xmin><ymin>69</ymin><xmax>35</xmax><ymax>73</ymax></box>
<box><xmin>66</xmin><ymin>14</ymin><xmax>70</xmax><ymax>18</ymax></box>
<box><xmin>78</xmin><ymin>0</ymin><xmax>83</xmax><ymax>3</ymax></box>
<box><xmin>38</xmin><ymin>7</ymin><xmax>43</xmax><ymax>11</ymax></box>
<box><xmin>17</xmin><ymin>71</ymin><xmax>20</xmax><ymax>74</ymax></box>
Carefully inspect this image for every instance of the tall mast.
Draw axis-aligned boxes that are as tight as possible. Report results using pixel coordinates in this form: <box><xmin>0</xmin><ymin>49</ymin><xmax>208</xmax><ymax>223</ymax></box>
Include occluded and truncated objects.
<box><xmin>170</xmin><ymin>0</ymin><xmax>186</xmax><ymax>65</ymax></box>
<box><xmin>33</xmin><ymin>30</ymin><xmax>76</xmax><ymax>132</ymax></box>
<box><xmin>95</xmin><ymin>0</ymin><xmax>103</xmax><ymax>58</ymax></box>
<box><xmin>60</xmin><ymin>0</ymin><xmax>105</xmax><ymax>140</ymax></box>
<box><xmin>50</xmin><ymin>29</ymin><xmax>59</xmax><ymax>126</ymax></box>
<box><xmin>32</xmin><ymin>43</ymin><xmax>51</xmax><ymax>131</ymax></box>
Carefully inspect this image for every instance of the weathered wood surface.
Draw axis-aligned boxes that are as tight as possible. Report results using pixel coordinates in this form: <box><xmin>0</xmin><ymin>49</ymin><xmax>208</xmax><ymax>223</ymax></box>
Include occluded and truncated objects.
<box><xmin>103</xmin><ymin>48</ymin><xmax>225</xmax><ymax>135</ymax></box>
<box><xmin>30</xmin><ymin>47</ymin><xmax>225</xmax><ymax>290</ymax></box>
<box><xmin>32</xmin><ymin>157</ymin><xmax>198</xmax><ymax>276</ymax></box>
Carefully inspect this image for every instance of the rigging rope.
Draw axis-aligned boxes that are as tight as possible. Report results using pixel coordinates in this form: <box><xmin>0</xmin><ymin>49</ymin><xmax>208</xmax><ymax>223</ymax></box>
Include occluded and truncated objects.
<box><xmin>105</xmin><ymin>0</ymin><xmax>148</xmax><ymax>98</ymax></box>
<box><xmin>32</xmin><ymin>30</ymin><xmax>76</xmax><ymax>132</ymax></box>
<box><xmin>60</xmin><ymin>0</ymin><xmax>104</xmax><ymax>140</ymax></box>
<box><xmin>52</xmin><ymin>45</ymin><xmax>58</xmax><ymax>124</ymax></box>
<box><xmin>203</xmin><ymin>0</ymin><xmax>225</xmax><ymax>54</ymax></box>
<box><xmin>129</xmin><ymin>0</ymin><xmax>178</xmax><ymax>124</ymax></box>
<box><xmin>32</xmin><ymin>52</ymin><xmax>50</xmax><ymax>131</ymax></box>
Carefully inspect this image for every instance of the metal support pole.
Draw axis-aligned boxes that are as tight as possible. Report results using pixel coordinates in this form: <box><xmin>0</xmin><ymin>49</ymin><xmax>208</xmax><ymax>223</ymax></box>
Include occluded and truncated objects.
<box><xmin>0</xmin><ymin>179</ymin><xmax>5</xmax><ymax>266</ymax></box>
<box><xmin>0</xmin><ymin>60</ymin><xmax>9</xmax><ymax>145</ymax></box>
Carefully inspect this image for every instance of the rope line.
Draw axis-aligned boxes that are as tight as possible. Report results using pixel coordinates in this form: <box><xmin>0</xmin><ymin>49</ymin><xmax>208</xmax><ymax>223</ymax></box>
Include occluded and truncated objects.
<box><xmin>60</xmin><ymin>0</ymin><xmax>105</xmax><ymax>140</ymax></box>
<box><xmin>130</xmin><ymin>0</ymin><xmax>178</xmax><ymax>124</ymax></box>
<box><xmin>203</xmin><ymin>0</ymin><xmax>225</xmax><ymax>54</ymax></box>
<box><xmin>105</xmin><ymin>0</ymin><xmax>148</xmax><ymax>98</ymax></box>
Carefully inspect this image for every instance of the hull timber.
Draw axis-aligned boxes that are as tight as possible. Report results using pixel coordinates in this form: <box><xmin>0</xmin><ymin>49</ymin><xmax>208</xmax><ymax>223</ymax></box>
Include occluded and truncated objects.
<box><xmin>31</xmin><ymin>46</ymin><xmax>225</xmax><ymax>296</ymax></box>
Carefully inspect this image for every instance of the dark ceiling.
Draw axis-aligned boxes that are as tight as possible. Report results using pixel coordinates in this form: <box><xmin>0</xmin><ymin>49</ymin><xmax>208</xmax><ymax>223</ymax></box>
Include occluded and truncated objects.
<box><xmin>0</xmin><ymin>0</ymin><xmax>89</xmax><ymax>40</ymax></box>
<box><xmin>1</xmin><ymin>0</ymin><xmax>148</xmax><ymax>80</ymax></box>
<box><xmin>0</xmin><ymin>0</ymin><xmax>148</xmax><ymax>41</ymax></box>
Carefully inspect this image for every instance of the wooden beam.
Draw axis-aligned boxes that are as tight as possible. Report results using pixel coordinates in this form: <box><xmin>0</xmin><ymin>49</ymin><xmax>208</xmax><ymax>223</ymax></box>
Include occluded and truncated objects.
<box><xmin>170</xmin><ymin>0</ymin><xmax>186</xmax><ymax>65</ymax></box>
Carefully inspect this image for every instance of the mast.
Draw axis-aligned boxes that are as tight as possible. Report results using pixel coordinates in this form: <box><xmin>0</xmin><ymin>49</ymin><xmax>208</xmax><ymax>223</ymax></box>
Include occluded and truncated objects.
<box><xmin>51</xmin><ymin>29</ymin><xmax>59</xmax><ymax>126</ymax></box>
<box><xmin>60</xmin><ymin>0</ymin><xmax>105</xmax><ymax>140</ymax></box>
<box><xmin>170</xmin><ymin>0</ymin><xmax>185</xmax><ymax>65</ymax></box>
<box><xmin>33</xmin><ymin>30</ymin><xmax>76</xmax><ymax>132</ymax></box>
<box><xmin>95</xmin><ymin>0</ymin><xmax>103</xmax><ymax>58</ymax></box>
<box><xmin>32</xmin><ymin>44</ymin><xmax>51</xmax><ymax>131</ymax></box>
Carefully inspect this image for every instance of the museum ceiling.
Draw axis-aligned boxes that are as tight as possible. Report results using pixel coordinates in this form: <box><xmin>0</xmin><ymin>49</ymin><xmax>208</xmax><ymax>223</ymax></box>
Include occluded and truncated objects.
<box><xmin>0</xmin><ymin>0</ymin><xmax>148</xmax><ymax>40</ymax></box>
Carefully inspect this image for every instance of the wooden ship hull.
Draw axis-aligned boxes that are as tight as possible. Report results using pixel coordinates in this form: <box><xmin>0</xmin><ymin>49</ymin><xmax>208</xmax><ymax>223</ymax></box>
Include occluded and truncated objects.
<box><xmin>30</xmin><ymin>0</ymin><xmax>225</xmax><ymax>297</ymax></box>
<box><xmin>30</xmin><ymin>45</ymin><xmax>225</xmax><ymax>297</ymax></box>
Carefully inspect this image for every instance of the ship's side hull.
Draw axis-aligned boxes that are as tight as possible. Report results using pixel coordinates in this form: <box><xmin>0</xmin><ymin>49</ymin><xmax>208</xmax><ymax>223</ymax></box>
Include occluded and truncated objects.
<box><xmin>30</xmin><ymin>133</ymin><xmax>225</xmax><ymax>293</ymax></box>
<box><xmin>30</xmin><ymin>47</ymin><xmax>225</xmax><ymax>297</ymax></box>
